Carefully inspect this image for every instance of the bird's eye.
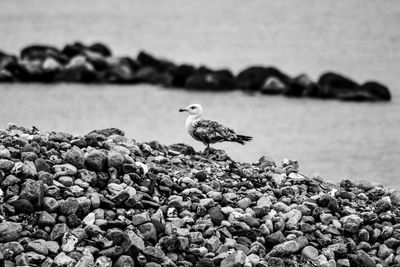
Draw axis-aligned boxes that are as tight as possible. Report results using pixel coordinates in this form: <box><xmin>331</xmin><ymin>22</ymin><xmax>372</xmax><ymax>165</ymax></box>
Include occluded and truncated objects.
<box><xmin>190</xmin><ymin>107</ymin><xmax>195</xmax><ymax>109</ymax></box>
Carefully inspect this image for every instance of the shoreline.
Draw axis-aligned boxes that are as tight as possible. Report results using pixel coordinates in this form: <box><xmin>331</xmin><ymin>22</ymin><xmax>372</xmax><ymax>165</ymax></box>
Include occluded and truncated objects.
<box><xmin>1</xmin><ymin>124</ymin><xmax>400</xmax><ymax>266</ymax></box>
<box><xmin>0</xmin><ymin>42</ymin><xmax>392</xmax><ymax>102</ymax></box>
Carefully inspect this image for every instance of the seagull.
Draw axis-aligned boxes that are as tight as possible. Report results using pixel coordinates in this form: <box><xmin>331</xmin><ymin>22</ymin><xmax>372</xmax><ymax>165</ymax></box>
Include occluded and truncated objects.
<box><xmin>179</xmin><ymin>104</ymin><xmax>252</xmax><ymax>155</ymax></box>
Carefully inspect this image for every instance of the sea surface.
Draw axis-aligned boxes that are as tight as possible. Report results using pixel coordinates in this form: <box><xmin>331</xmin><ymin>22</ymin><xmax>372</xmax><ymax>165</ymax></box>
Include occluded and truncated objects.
<box><xmin>0</xmin><ymin>1</ymin><xmax>399</xmax><ymax>187</ymax></box>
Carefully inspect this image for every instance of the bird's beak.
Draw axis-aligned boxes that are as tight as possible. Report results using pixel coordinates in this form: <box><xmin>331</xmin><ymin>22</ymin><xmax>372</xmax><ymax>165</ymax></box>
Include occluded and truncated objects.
<box><xmin>179</xmin><ymin>108</ymin><xmax>187</xmax><ymax>112</ymax></box>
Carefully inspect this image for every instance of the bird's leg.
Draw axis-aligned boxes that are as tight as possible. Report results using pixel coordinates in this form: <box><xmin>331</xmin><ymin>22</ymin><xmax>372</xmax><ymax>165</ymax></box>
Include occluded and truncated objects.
<box><xmin>203</xmin><ymin>144</ymin><xmax>210</xmax><ymax>157</ymax></box>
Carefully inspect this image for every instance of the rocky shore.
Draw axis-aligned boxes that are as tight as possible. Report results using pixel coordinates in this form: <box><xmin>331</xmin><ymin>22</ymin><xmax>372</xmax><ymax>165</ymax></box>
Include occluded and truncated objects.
<box><xmin>0</xmin><ymin>42</ymin><xmax>392</xmax><ymax>102</ymax></box>
<box><xmin>1</xmin><ymin>124</ymin><xmax>400</xmax><ymax>267</ymax></box>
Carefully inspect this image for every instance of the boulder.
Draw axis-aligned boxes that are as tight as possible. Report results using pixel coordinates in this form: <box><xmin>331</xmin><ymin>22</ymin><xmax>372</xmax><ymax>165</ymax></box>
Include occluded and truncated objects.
<box><xmin>360</xmin><ymin>81</ymin><xmax>391</xmax><ymax>101</ymax></box>
<box><xmin>171</xmin><ymin>64</ymin><xmax>197</xmax><ymax>87</ymax></box>
<box><xmin>235</xmin><ymin>66</ymin><xmax>291</xmax><ymax>91</ymax></box>
<box><xmin>317</xmin><ymin>72</ymin><xmax>359</xmax><ymax>99</ymax></box>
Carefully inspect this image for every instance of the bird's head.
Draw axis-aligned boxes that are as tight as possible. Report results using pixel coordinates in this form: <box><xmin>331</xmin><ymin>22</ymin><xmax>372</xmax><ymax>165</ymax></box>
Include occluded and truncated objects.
<box><xmin>179</xmin><ymin>104</ymin><xmax>203</xmax><ymax>115</ymax></box>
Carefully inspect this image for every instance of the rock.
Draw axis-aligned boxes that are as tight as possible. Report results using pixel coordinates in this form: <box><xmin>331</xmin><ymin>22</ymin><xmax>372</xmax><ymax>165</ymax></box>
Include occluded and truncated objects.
<box><xmin>302</xmin><ymin>246</ymin><xmax>319</xmax><ymax>261</ymax></box>
<box><xmin>50</xmin><ymin>223</ymin><xmax>68</xmax><ymax>241</ymax></box>
<box><xmin>61</xmin><ymin>232</ymin><xmax>79</xmax><ymax>253</ymax></box>
<box><xmin>142</xmin><ymin>246</ymin><xmax>166</xmax><ymax>264</ymax></box>
<box><xmin>85</xmin><ymin>149</ymin><xmax>107</xmax><ymax>171</ymax></box>
<box><xmin>268</xmin><ymin>240</ymin><xmax>300</xmax><ymax>256</ymax></box>
<box><xmin>0</xmin><ymin>159</ymin><xmax>14</xmax><ymax>170</ymax></box>
<box><xmin>64</xmin><ymin>146</ymin><xmax>85</xmax><ymax>169</ymax></box>
<box><xmin>38</xmin><ymin>210</ymin><xmax>56</xmax><ymax>226</ymax></box>
<box><xmin>261</xmin><ymin>76</ymin><xmax>287</xmax><ymax>94</ymax></box>
<box><xmin>59</xmin><ymin>197</ymin><xmax>79</xmax><ymax>215</ymax></box>
<box><xmin>220</xmin><ymin>250</ymin><xmax>246</xmax><ymax>267</ymax></box>
<box><xmin>11</xmin><ymin>199</ymin><xmax>34</xmax><ymax>214</ymax></box>
<box><xmin>317</xmin><ymin>72</ymin><xmax>359</xmax><ymax>99</ymax></box>
<box><xmin>341</xmin><ymin>214</ymin><xmax>363</xmax><ymax>233</ymax></box>
<box><xmin>108</xmin><ymin>150</ymin><xmax>125</xmax><ymax>168</ymax></box>
<box><xmin>360</xmin><ymin>81</ymin><xmax>391</xmax><ymax>101</ymax></box>
<box><xmin>113</xmin><ymin>255</ymin><xmax>135</xmax><ymax>267</ymax></box>
<box><xmin>122</xmin><ymin>230</ymin><xmax>145</xmax><ymax>252</ymax></box>
<box><xmin>132</xmin><ymin>212</ymin><xmax>151</xmax><ymax>226</ymax></box>
<box><xmin>235</xmin><ymin>66</ymin><xmax>290</xmax><ymax>91</ymax></box>
<box><xmin>54</xmin><ymin>252</ymin><xmax>77</xmax><ymax>267</ymax></box>
<box><xmin>265</xmin><ymin>231</ymin><xmax>286</xmax><ymax>245</ymax></box>
<box><xmin>0</xmin><ymin>222</ymin><xmax>22</xmax><ymax>242</ymax></box>
<box><xmin>138</xmin><ymin>222</ymin><xmax>158</xmax><ymax>243</ymax></box>
<box><xmin>209</xmin><ymin>206</ymin><xmax>225</xmax><ymax>226</ymax></box>
<box><xmin>26</xmin><ymin>239</ymin><xmax>49</xmax><ymax>255</ymax></box>
<box><xmin>43</xmin><ymin>197</ymin><xmax>59</xmax><ymax>212</ymax></box>
<box><xmin>357</xmin><ymin>250</ymin><xmax>376</xmax><ymax>267</ymax></box>
<box><xmin>19</xmin><ymin>179</ymin><xmax>44</xmax><ymax>208</ymax></box>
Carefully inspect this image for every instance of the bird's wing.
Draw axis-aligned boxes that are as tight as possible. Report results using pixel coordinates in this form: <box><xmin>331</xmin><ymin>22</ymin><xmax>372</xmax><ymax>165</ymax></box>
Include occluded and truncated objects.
<box><xmin>192</xmin><ymin>119</ymin><xmax>237</xmax><ymax>144</ymax></box>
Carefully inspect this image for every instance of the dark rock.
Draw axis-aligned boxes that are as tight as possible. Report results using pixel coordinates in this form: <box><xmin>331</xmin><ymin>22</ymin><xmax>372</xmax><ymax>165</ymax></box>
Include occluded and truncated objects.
<box><xmin>84</xmin><ymin>149</ymin><xmax>107</xmax><ymax>171</ymax></box>
<box><xmin>360</xmin><ymin>81</ymin><xmax>391</xmax><ymax>101</ymax></box>
<box><xmin>55</xmin><ymin>55</ymin><xmax>97</xmax><ymax>83</ymax></box>
<box><xmin>137</xmin><ymin>51</ymin><xmax>174</xmax><ymax>72</ymax></box>
<box><xmin>11</xmin><ymin>199</ymin><xmax>34</xmax><ymax>214</ymax></box>
<box><xmin>209</xmin><ymin>206</ymin><xmax>225</xmax><ymax>226</ymax></box>
<box><xmin>317</xmin><ymin>72</ymin><xmax>359</xmax><ymax>99</ymax></box>
<box><xmin>235</xmin><ymin>66</ymin><xmax>291</xmax><ymax>91</ymax></box>
<box><xmin>171</xmin><ymin>64</ymin><xmax>197</xmax><ymax>87</ymax></box>
<box><xmin>88</xmin><ymin>42</ymin><xmax>112</xmax><ymax>57</ymax></box>
<box><xmin>19</xmin><ymin>179</ymin><xmax>45</xmax><ymax>208</ymax></box>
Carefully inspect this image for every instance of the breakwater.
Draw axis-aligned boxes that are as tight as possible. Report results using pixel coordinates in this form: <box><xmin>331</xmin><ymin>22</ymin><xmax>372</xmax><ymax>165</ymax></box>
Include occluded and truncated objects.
<box><xmin>0</xmin><ymin>42</ymin><xmax>392</xmax><ymax>102</ymax></box>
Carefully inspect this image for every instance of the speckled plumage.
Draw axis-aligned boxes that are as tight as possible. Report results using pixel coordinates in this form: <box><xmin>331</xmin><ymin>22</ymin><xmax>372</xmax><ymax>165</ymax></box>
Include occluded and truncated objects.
<box><xmin>181</xmin><ymin>104</ymin><xmax>252</xmax><ymax>147</ymax></box>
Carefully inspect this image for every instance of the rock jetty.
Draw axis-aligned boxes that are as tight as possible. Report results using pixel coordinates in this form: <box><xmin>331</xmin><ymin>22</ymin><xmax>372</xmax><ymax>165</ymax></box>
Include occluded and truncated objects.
<box><xmin>0</xmin><ymin>42</ymin><xmax>392</xmax><ymax>102</ymax></box>
<box><xmin>1</xmin><ymin>124</ymin><xmax>400</xmax><ymax>267</ymax></box>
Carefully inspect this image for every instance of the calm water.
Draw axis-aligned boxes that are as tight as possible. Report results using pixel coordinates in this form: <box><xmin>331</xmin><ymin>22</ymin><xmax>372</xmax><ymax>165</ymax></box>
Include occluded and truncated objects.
<box><xmin>0</xmin><ymin>1</ymin><xmax>399</xmax><ymax>187</ymax></box>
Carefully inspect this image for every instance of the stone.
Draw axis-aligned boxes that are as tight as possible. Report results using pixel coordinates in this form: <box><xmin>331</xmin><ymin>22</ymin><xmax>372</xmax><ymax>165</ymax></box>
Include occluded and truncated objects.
<box><xmin>26</xmin><ymin>239</ymin><xmax>49</xmax><ymax>255</ymax></box>
<box><xmin>302</xmin><ymin>246</ymin><xmax>319</xmax><ymax>261</ymax></box>
<box><xmin>265</xmin><ymin>231</ymin><xmax>286</xmax><ymax>245</ymax></box>
<box><xmin>357</xmin><ymin>250</ymin><xmax>376</xmax><ymax>267</ymax></box>
<box><xmin>138</xmin><ymin>222</ymin><xmax>158</xmax><ymax>243</ymax></box>
<box><xmin>19</xmin><ymin>179</ymin><xmax>45</xmax><ymax>208</ymax></box>
<box><xmin>142</xmin><ymin>246</ymin><xmax>166</xmax><ymax>264</ymax></box>
<box><xmin>85</xmin><ymin>149</ymin><xmax>107</xmax><ymax>171</ymax></box>
<box><xmin>54</xmin><ymin>252</ymin><xmax>77</xmax><ymax>267</ymax></box>
<box><xmin>50</xmin><ymin>223</ymin><xmax>68</xmax><ymax>241</ymax></box>
<box><xmin>341</xmin><ymin>214</ymin><xmax>363</xmax><ymax>233</ymax></box>
<box><xmin>220</xmin><ymin>250</ymin><xmax>247</xmax><ymax>267</ymax></box>
<box><xmin>209</xmin><ymin>206</ymin><xmax>225</xmax><ymax>226</ymax></box>
<box><xmin>122</xmin><ymin>230</ymin><xmax>145</xmax><ymax>252</ymax></box>
<box><xmin>38</xmin><ymin>210</ymin><xmax>56</xmax><ymax>226</ymax></box>
<box><xmin>59</xmin><ymin>197</ymin><xmax>79</xmax><ymax>215</ymax></box>
<box><xmin>0</xmin><ymin>159</ymin><xmax>14</xmax><ymax>171</ymax></box>
<box><xmin>113</xmin><ymin>255</ymin><xmax>135</xmax><ymax>267</ymax></box>
<box><xmin>0</xmin><ymin>222</ymin><xmax>22</xmax><ymax>242</ymax></box>
<box><xmin>132</xmin><ymin>212</ymin><xmax>151</xmax><ymax>226</ymax></box>
<box><xmin>108</xmin><ymin>150</ymin><xmax>125</xmax><ymax>168</ymax></box>
<box><xmin>11</xmin><ymin>199</ymin><xmax>34</xmax><ymax>214</ymax></box>
<box><xmin>62</xmin><ymin>232</ymin><xmax>79</xmax><ymax>253</ymax></box>
<box><xmin>268</xmin><ymin>240</ymin><xmax>300</xmax><ymax>256</ymax></box>
<box><xmin>64</xmin><ymin>146</ymin><xmax>85</xmax><ymax>169</ymax></box>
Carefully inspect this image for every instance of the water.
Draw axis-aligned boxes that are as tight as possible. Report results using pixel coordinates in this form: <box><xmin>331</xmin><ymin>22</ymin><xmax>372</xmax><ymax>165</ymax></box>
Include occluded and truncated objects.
<box><xmin>0</xmin><ymin>1</ymin><xmax>400</xmax><ymax>187</ymax></box>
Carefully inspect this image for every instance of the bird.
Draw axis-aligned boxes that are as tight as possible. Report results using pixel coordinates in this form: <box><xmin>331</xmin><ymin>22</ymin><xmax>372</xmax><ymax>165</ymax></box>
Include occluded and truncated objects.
<box><xmin>179</xmin><ymin>103</ymin><xmax>252</xmax><ymax>155</ymax></box>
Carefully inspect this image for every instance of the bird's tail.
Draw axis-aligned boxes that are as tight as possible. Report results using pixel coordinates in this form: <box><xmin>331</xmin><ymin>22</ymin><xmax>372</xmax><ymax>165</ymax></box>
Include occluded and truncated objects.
<box><xmin>235</xmin><ymin>135</ymin><xmax>253</xmax><ymax>145</ymax></box>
